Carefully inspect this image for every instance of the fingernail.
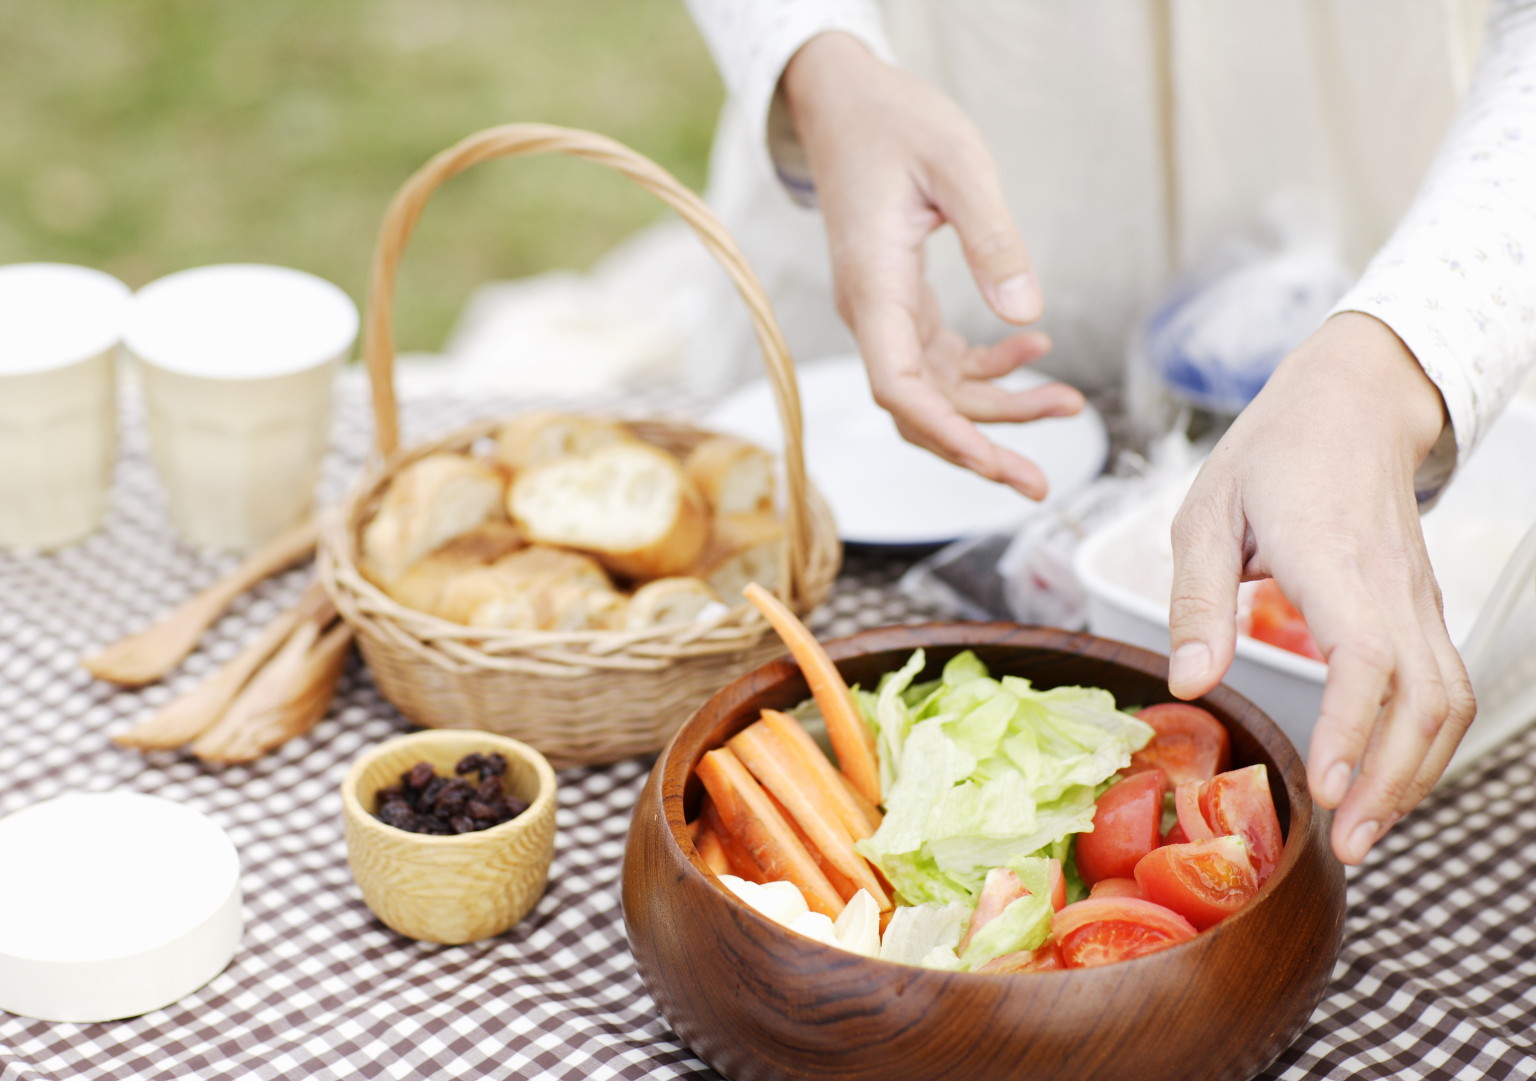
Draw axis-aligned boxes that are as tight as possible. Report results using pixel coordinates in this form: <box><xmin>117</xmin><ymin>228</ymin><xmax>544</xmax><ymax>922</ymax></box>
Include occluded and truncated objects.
<box><xmin>1168</xmin><ymin>641</ymin><xmax>1211</xmax><ymax>690</ymax></box>
<box><xmin>1321</xmin><ymin>762</ymin><xmax>1351</xmax><ymax>806</ymax></box>
<box><xmin>1348</xmin><ymin>819</ymin><xmax>1381</xmax><ymax>861</ymax></box>
<box><xmin>994</xmin><ymin>274</ymin><xmax>1040</xmax><ymax>322</ymax></box>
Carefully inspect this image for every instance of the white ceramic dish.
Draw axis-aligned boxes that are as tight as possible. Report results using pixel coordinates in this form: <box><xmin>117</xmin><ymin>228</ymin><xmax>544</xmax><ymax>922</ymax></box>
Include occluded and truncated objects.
<box><xmin>0</xmin><ymin>792</ymin><xmax>243</xmax><ymax>1022</ymax></box>
<box><xmin>706</xmin><ymin>355</ymin><xmax>1109</xmax><ymax>546</ymax></box>
<box><xmin>1075</xmin><ymin>399</ymin><xmax>1536</xmax><ymax>777</ymax></box>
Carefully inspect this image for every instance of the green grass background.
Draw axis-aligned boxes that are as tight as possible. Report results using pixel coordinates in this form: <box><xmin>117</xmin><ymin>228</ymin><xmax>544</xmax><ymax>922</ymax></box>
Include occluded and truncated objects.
<box><xmin>0</xmin><ymin>0</ymin><xmax>723</xmax><ymax>349</ymax></box>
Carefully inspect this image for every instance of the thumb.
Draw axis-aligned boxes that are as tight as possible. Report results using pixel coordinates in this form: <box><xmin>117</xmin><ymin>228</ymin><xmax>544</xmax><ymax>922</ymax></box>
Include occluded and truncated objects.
<box><xmin>1166</xmin><ymin>499</ymin><xmax>1244</xmax><ymax>700</ymax></box>
<box><xmin>929</xmin><ymin>158</ymin><xmax>1041</xmax><ymax>324</ymax></box>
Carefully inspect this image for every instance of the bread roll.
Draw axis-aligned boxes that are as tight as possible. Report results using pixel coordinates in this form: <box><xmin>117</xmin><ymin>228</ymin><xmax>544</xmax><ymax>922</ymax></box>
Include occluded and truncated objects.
<box><xmin>509</xmin><ymin>442</ymin><xmax>709</xmax><ymax>580</ymax></box>
<box><xmin>695</xmin><ymin>512</ymin><xmax>786</xmax><ymax>600</ymax></box>
<box><xmin>439</xmin><ymin>569</ymin><xmax>627</xmax><ymax>631</ymax></box>
<box><xmin>490</xmin><ymin>411</ymin><xmax>631</xmax><ymax>471</ymax></box>
<box><xmin>490</xmin><ymin>545</ymin><xmax>611</xmax><ymax>591</ymax></box>
<box><xmin>361</xmin><ymin>453</ymin><xmax>508</xmax><ymax>586</ymax></box>
<box><xmin>685</xmin><ymin>435</ymin><xmax>776</xmax><ymax>516</ymax></box>
<box><xmin>625</xmin><ymin>577</ymin><xmax>721</xmax><ymax>630</ymax></box>
<box><xmin>387</xmin><ymin>521</ymin><xmax>525</xmax><ymax>615</ymax></box>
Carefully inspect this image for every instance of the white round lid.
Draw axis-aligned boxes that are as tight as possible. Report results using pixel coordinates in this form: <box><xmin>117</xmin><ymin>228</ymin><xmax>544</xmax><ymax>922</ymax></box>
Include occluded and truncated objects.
<box><xmin>0</xmin><ymin>263</ymin><xmax>131</xmax><ymax>375</ymax></box>
<box><xmin>0</xmin><ymin>792</ymin><xmax>240</xmax><ymax>963</ymax></box>
<box><xmin>125</xmin><ymin>263</ymin><xmax>359</xmax><ymax>379</ymax></box>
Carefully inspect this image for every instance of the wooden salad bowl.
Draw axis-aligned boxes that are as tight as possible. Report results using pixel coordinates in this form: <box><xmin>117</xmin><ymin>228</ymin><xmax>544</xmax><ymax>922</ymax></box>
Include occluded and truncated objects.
<box><xmin>622</xmin><ymin>623</ymin><xmax>1346</xmax><ymax>1081</ymax></box>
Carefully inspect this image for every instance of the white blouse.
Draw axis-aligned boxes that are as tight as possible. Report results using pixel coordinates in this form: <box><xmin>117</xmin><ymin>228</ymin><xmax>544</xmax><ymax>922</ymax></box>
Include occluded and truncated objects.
<box><xmin>682</xmin><ymin>0</ymin><xmax>1536</xmax><ymax>497</ymax></box>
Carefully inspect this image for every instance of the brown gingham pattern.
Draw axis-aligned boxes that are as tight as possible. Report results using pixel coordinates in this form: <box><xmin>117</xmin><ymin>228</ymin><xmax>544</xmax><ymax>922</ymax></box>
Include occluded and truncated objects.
<box><xmin>2</xmin><ymin>387</ymin><xmax>1534</xmax><ymax>1081</ymax></box>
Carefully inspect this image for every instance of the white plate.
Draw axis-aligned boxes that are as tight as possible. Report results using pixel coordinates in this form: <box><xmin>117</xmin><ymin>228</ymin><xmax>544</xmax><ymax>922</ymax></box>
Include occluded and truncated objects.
<box><xmin>706</xmin><ymin>355</ymin><xmax>1108</xmax><ymax>546</ymax></box>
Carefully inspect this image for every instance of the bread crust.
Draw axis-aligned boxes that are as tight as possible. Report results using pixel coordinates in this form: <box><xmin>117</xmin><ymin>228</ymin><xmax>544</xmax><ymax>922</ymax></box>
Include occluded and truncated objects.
<box><xmin>684</xmin><ymin>435</ymin><xmax>776</xmax><ymax>516</ymax></box>
<box><xmin>360</xmin><ymin>453</ymin><xmax>508</xmax><ymax>586</ymax></box>
<box><xmin>490</xmin><ymin>411</ymin><xmax>632</xmax><ymax>472</ymax></box>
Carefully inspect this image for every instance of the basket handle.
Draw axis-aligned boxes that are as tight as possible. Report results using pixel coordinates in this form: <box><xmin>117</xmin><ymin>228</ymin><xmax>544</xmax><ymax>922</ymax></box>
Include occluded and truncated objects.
<box><xmin>362</xmin><ymin>123</ymin><xmax>817</xmax><ymax>611</ymax></box>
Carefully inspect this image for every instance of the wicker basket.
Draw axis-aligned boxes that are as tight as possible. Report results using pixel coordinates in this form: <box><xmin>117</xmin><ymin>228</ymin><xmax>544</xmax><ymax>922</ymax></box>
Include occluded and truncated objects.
<box><xmin>317</xmin><ymin>123</ymin><xmax>842</xmax><ymax>768</ymax></box>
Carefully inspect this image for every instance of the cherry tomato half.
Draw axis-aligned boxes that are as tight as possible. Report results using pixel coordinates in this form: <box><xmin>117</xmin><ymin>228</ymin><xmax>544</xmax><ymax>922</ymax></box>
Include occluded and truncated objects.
<box><xmin>1051</xmin><ymin>898</ymin><xmax>1198</xmax><ymax>968</ymax></box>
<box><xmin>1075</xmin><ymin>771</ymin><xmax>1166</xmax><ymax>886</ymax></box>
<box><xmin>976</xmin><ymin>942</ymin><xmax>1066</xmax><ymax>974</ymax></box>
<box><xmin>1201</xmin><ymin>765</ymin><xmax>1284</xmax><ymax>883</ymax></box>
<box><xmin>1088</xmin><ymin>877</ymin><xmax>1144</xmax><ymax>900</ymax></box>
<box><xmin>1175</xmin><ymin>780</ymin><xmax>1217</xmax><ymax>842</ymax></box>
<box><xmin>1045</xmin><ymin>857</ymin><xmax>1067</xmax><ymax>912</ymax></box>
<box><xmin>1247</xmin><ymin>578</ymin><xmax>1324</xmax><ymax>661</ymax></box>
<box><xmin>1134</xmin><ymin>835</ymin><xmax>1259</xmax><ymax>930</ymax></box>
<box><xmin>1125</xmin><ymin>703</ymin><xmax>1232</xmax><ymax>786</ymax></box>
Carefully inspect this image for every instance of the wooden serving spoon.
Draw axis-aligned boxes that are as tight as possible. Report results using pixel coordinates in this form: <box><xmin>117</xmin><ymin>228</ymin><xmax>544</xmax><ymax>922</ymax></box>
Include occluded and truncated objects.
<box><xmin>192</xmin><ymin>610</ymin><xmax>353</xmax><ymax>765</ymax></box>
<box><xmin>112</xmin><ymin>583</ymin><xmax>331</xmax><ymax>751</ymax></box>
<box><xmin>83</xmin><ymin>517</ymin><xmax>319</xmax><ymax>687</ymax></box>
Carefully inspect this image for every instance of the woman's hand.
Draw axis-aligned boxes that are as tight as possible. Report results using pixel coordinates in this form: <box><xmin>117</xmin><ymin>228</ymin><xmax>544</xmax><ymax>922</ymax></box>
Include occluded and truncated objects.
<box><xmin>782</xmin><ymin>32</ymin><xmax>1085</xmax><ymax>500</ymax></box>
<box><xmin>1166</xmin><ymin>311</ymin><xmax>1476</xmax><ymax>865</ymax></box>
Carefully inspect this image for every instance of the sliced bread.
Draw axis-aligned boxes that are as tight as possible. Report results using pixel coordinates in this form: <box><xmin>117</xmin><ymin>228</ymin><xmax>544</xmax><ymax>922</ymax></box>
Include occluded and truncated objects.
<box><xmin>508</xmin><ymin>442</ymin><xmax>708</xmax><ymax>580</ymax></box>
<box><xmin>684</xmin><ymin>435</ymin><xmax>776</xmax><ymax>516</ymax></box>
<box><xmin>490</xmin><ymin>411</ymin><xmax>632</xmax><ymax>472</ymax></box>
<box><xmin>361</xmin><ymin>453</ymin><xmax>507</xmax><ymax>586</ymax></box>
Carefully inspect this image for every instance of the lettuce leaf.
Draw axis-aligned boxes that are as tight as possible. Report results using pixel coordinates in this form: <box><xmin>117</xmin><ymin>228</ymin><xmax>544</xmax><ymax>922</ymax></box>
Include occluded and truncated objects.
<box><xmin>855</xmin><ymin>650</ymin><xmax>1153</xmax><ymax>916</ymax></box>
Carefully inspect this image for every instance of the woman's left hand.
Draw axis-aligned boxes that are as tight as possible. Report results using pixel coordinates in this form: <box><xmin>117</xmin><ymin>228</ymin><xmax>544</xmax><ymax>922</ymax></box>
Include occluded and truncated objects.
<box><xmin>1165</xmin><ymin>311</ymin><xmax>1477</xmax><ymax>865</ymax></box>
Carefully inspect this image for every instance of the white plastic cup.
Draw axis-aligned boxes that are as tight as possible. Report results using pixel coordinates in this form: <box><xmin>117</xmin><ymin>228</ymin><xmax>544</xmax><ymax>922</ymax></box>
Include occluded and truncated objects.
<box><xmin>0</xmin><ymin>263</ymin><xmax>130</xmax><ymax>552</ymax></box>
<box><xmin>125</xmin><ymin>264</ymin><xmax>358</xmax><ymax>550</ymax></box>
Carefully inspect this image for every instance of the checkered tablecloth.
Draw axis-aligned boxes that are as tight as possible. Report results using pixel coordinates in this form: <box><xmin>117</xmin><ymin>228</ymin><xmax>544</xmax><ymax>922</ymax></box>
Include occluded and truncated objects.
<box><xmin>2</xmin><ymin>389</ymin><xmax>1535</xmax><ymax>1081</ymax></box>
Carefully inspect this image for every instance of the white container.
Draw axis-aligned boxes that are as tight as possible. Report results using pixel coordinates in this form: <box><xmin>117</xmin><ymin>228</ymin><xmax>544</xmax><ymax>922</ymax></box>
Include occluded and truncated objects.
<box><xmin>1075</xmin><ymin>399</ymin><xmax>1536</xmax><ymax>776</ymax></box>
<box><xmin>0</xmin><ymin>264</ymin><xmax>130</xmax><ymax>551</ymax></box>
<box><xmin>0</xmin><ymin>792</ymin><xmax>243</xmax><ymax>1023</ymax></box>
<box><xmin>126</xmin><ymin>264</ymin><xmax>358</xmax><ymax>550</ymax></box>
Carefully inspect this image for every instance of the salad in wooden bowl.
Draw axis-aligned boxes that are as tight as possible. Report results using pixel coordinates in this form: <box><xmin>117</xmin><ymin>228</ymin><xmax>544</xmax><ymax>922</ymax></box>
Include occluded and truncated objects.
<box><xmin>623</xmin><ymin>600</ymin><xmax>1345</xmax><ymax>1081</ymax></box>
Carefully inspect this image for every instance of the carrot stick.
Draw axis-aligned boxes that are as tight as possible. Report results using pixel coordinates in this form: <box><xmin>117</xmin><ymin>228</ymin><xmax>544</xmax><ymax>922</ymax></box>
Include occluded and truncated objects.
<box><xmin>689</xmin><ymin>811</ymin><xmax>733</xmax><ymax>877</ymax></box>
<box><xmin>744</xmin><ymin>582</ymin><xmax>881</xmax><ymax>806</ymax></box>
<box><xmin>731</xmin><ymin>719</ymin><xmax>891</xmax><ymax>908</ymax></box>
<box><xmin>760</xmin><ymin>709</ymin><xmax>882</xmax><ymax>839</ymax></box>
<box><xmin>763</xmin><ymin>788</ymin><xmax>862</xmax><ymax>903</ymax></box>
<box><xmin>700</xmin><ymin>796</ymin><xmax>763</xmax><ymax>881</ymax></box>
<box><xmin>695</xmin><ymin>747</ymin><xmax>844</xmax><ymax>918</ymax></box>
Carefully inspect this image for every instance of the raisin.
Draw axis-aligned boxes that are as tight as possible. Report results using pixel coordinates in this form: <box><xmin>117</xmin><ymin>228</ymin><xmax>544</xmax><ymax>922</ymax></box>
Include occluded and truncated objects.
<box><xmin>449</xmin><ymin>815</ymin><xmax>477</xmax><ymax>834</ymax></box>
<box><xmin>376</xmin><ymin>801</ymin><xmax>418</xmax><ymax>831</ymax></box>
<box><xmin>454</xmin><ymin>753</ymin><xmax>485</xmax><ymax>777</ymax></box>
<box><xmin>433</xmin><ymin>780</ymin><xmax>471</xmax><ymax>816</ymax></box>
<box><xmin>404</xmin><ymin>762</ymin><xmax>435</xmax><ymax>790</ymax></box>
<box><xmin>481</xmin><ymin>752</ymin><xmax>507</xmax><ymax>778</ymax></box>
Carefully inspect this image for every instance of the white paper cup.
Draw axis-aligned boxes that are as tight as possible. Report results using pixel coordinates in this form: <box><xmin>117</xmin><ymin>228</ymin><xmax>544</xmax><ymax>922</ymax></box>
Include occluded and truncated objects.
<box><xmin>0</xmin><ymin>264</ymin><xmax>130</xmax><ymax>551</ymax></box>
<box><xmin>126</xmin><ymin>264</ymin><xmax>358</xmax><ymax>550</ymax></box>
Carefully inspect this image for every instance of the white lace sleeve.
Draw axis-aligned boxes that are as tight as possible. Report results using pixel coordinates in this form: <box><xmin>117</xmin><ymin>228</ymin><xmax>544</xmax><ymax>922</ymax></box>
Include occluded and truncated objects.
<box><xmin>682</xmin><ymin>0</ymin><xmax>893</xmax><ymax>204</ymax></box>
<box><xmin>1329</xmin><ymin>0</ymin><xmax>1536</xmax><ymax>500</ymax></box>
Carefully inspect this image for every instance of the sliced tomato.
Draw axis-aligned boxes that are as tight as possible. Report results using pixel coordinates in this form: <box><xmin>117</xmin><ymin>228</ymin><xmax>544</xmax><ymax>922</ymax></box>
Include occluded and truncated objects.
<box><xmin>1088</xmin><ymin>877</ymin><xmax>1144</xmax><ymax>900</ymax></box>
<box><xmin>1162</xmin><ymin>821</ymin><xmax>1189</xmax><ymax>846</ymax></box>
<box><xmin>976</xmin><ymin>941</ymin><xmax>1065</xmax><ymax>974</ymax></box>
<box><xmin>1051</xmin><ymin>898</ymin><xmax>1198</xmax><ymax>968</ymax></box>
<box><xmin>1247</xmin><ymin>579</ymin><xmax>1324</xmax><ymax>661</ymax></box>
<box><xmin>1175</xmin><ymin>780</ymin><xmax>1217</xmax><ymax>842</ymax></box>
<box><xmin>1075</xmin><ymin>771</ymin><xmax>1166</xmax><ymax>886</ymax></box>
<box><xmin>1045</xmin><ymin>857</ymin><xmax>1067</xmax><ymax>912</ymax></box>
<box><xmin>1202</xmin><ymin>765</ymin><xmax>1284</xmax><ymax>883</ymax></box>
<box><xmin>1125</xmin><ymin>703</ymin><xmax>1232</xmax><ymax>786</ymax></box>
<box><xmin>1134</xmin><ymin>835</ymin><xmax>1259</xmax><ymax>930</ymax></box>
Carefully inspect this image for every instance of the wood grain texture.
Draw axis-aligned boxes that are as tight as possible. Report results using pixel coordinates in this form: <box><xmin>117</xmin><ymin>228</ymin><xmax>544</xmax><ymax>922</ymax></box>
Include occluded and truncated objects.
<box><xmin>341</xmin><ymin>730</ymin><xmax>557</xmax><ymax>945</ymax></box>
<box><xmin>623</xmin><ymin>624</ymin><xmax>1346</xmax><ymax>1081</ymax></box>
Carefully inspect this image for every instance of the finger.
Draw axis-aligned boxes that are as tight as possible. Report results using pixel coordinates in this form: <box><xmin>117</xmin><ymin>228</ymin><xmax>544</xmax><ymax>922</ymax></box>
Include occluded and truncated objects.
<box><xmin>927</xmin><ymin>155</ymin><xmax>1041</xmax><ymax>323</ymax></box>
<box><xmin>1330</xmin><ymin>630</ymin><xmax>1450</xmax><ymax>864</ymax></box>
<box><xmin>946</xmin><ymin>379</ymin><xmax>1086</xmax><ymax>424</ymax></box>
<box><xmin>1398</xmin><ymin>624</ymin><xmax>1477</xmax><ymax>812</ymax></box>
<box><xmin>957</xmin><ymin>332</ymin><xmax>1053</xmax><ymax>380</ymax></box>
<box><xmin>1303</xmin><ymin>614</ymin><xmax>1393</xmax><ymax>812</ymax></box>
<box><xmin>1166</xmin><ymin>484</ymin><xmax>1245</xmax><ymax>699</ymax></box>
<box><xmin>882</xmin><ymin>374</ymin><xmax>1051</xmax><ymax>498</ymax></box>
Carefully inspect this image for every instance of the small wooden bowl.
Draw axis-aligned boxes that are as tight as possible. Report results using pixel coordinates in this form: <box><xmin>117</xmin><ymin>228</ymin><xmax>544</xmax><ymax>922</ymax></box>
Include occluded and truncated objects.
<box><xmin>623</xmin><ymin>624</ymin><xmax>1346</xmax><ymax>1081</ymax></box>
<box><xmin>342</xmin><ymin>729</ymin><xmax>557</xmax><ymax>944</ymax></box>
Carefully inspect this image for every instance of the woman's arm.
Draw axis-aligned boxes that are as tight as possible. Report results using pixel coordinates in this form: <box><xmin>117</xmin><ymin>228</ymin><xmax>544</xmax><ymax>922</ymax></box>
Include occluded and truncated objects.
<box><xmin>1168</xmin><ymin>0</ymin><xmax>1536</xmax><ymax>866</ymax></box>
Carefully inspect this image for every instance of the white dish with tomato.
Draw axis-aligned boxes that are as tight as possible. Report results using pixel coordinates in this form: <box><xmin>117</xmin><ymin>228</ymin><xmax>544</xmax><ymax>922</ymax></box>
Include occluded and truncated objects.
<box><xmin>691</xmin><ymin>587</ymin><xmax>1286</xmax><ymax>973</ymax></box>
<box><xmin>1075</xmin><ymin>398</ymin><xmax>1536</xmax><ymax>768</ymax></box>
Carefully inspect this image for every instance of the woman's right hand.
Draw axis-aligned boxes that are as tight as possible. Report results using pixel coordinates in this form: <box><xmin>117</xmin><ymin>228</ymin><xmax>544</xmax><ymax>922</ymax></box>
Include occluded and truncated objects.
<box><xmin>781</xmin><ymin>32</ymin><xmax>1085</xmax><ymax>501</ymax></box>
